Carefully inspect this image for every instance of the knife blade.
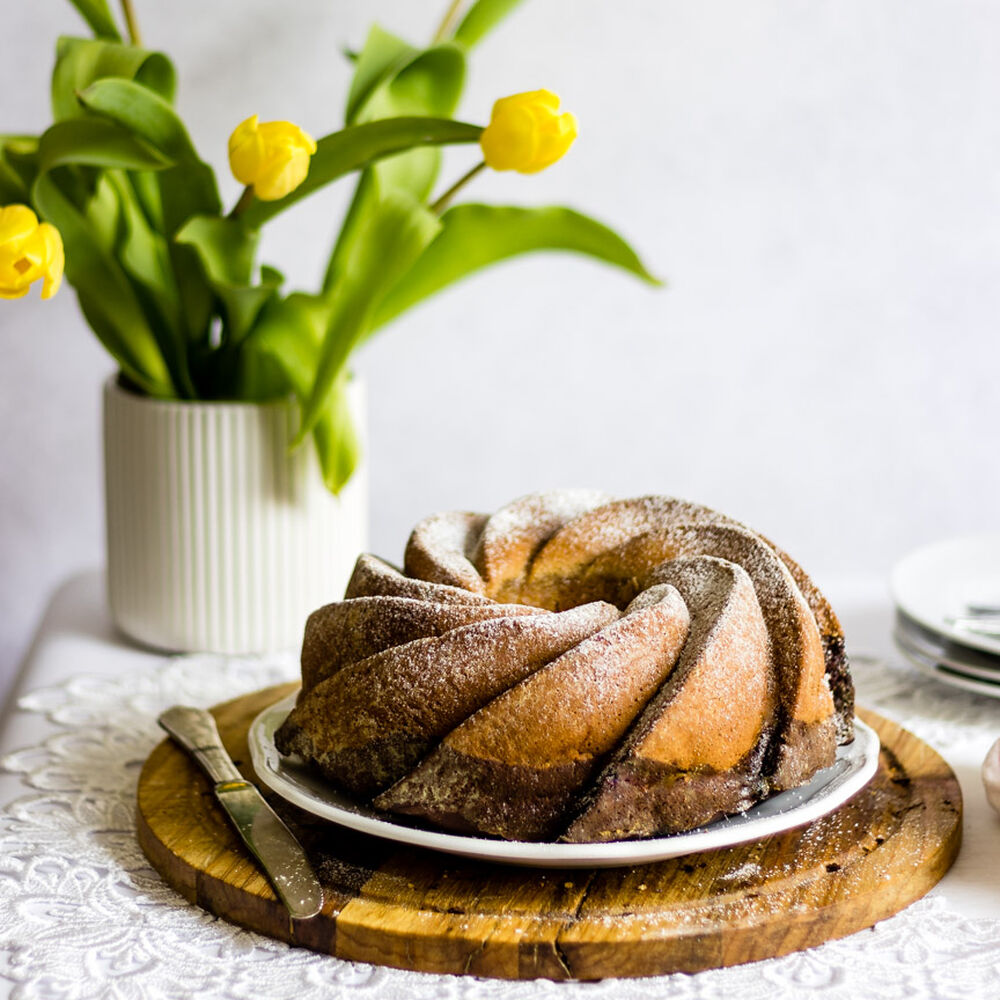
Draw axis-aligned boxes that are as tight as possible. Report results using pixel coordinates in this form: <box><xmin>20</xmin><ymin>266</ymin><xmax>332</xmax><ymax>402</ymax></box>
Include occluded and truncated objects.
<box><xmin>158</xmin><ymin>705</ymin><xmax>324</xmax><ymax>920</ymax></box>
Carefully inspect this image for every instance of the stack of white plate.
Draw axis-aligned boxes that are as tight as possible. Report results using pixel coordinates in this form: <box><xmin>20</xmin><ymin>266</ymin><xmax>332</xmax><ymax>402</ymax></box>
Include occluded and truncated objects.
<box><xmin>890</xmin><ymin>534</ymin><xmax>1000</xmax><ymax>698</ymax></box>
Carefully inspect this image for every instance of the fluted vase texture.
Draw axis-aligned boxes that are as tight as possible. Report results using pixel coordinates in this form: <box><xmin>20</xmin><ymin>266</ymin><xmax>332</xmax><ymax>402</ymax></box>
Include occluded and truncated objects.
<box><xmin>103</xmin><ymin>376</ymin><xmax>367</xmax><ymax>653</ymax></box>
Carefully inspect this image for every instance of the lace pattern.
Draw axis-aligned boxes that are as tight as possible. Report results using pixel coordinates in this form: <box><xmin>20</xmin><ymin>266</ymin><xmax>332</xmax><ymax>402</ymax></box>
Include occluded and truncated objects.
<box><xmin>1</xmin><ymin>652</ymin><xmax>998</xmax><ymax>1000</ymax></box>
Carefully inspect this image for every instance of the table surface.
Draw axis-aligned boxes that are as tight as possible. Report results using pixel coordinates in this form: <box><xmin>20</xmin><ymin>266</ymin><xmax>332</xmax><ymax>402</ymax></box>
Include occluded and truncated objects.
<box><xmin>1</xmin><ymin>570</ymin><xmax>998</xmax><ymax>999</ymax></box>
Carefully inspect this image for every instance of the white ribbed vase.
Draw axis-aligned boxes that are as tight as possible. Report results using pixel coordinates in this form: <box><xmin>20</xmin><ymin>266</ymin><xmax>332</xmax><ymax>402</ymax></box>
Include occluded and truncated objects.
<box><xmin>103</xmin><ymin>376</ymin><xmax>367</xmax><ymax>653</ymax></box>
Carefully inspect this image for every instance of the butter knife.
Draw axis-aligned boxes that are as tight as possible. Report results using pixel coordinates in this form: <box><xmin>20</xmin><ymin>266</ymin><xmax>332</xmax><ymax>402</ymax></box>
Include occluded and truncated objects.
<box><xmin>158</xmin><ymin>705</ymin><xmax>324</xmax><ymax>919</ymax></box>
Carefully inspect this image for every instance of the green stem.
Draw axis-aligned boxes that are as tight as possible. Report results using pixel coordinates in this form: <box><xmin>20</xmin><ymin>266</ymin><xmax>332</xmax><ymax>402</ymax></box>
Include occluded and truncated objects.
<box><xmin>120</xmin><ymin>0</ymin><xmax>142</xmax><ymax>46</ymax></box>
<box><xmin>432</xmin><ymin>0</ymin><xmax>464</xmax><ymax>43</ymax></box>
<box><xmin>429</xmin><ymin>160</ymin><xmax>486</xmax><ymax>215</ymax></box>
<box><xmin>229</xmin><ymin>185</ymin><xmax>255</xmax><ymax>219</ymax></box>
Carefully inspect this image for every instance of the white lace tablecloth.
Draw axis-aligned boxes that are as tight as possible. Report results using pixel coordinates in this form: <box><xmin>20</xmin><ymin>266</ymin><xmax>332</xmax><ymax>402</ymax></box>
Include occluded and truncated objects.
<box><xmin>1</xmin><ymin>572</ymin><xmax>999</xmax><ymax>1000</ymax></box>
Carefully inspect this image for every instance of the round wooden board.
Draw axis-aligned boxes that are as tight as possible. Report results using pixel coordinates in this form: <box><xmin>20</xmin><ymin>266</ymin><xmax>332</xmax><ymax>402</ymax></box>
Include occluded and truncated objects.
<box><xmin>136</xmin><ymin>684</ymin><xmax>962</xmax><ymax>980</ymax></box>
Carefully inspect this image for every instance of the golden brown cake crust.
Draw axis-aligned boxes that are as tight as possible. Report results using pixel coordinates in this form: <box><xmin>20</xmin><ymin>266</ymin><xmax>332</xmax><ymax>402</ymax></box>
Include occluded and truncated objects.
<box><xmin>346</xmin><ymin>553</ymin><xmax>491</xmax><ymax>605</ymax></box>
<box><xmin>403</xmin><ymin>512</ymin><xmax>488</xmax><ymax>593</ymax></box>
<box><xmin>563</xmin><ymin>557</ymin><xmax>776</xmax><ymax>842</ymax></box>
<box><xmin>276</xmin><ymin>601</ymin><xmax>619</xmax><ymax>798</ymax></box>
<box><xmin>299</xmin><ymin>596</ymin><xmax>544</xmax><ymax>696</ymax></box>
<box><xmin>517</xmin><ymin>520</ymin><xmax>837</xmax><ymax>789</ymax></box>
<box><xmin>374</xmin><ymin>586</ymin><xmax>691</xmax><ymax>841</ymax></box>
<box><xmin>472</xmin><ymin>489</ymin><xmax>613</xmax><ymax>603</ymax></box>
<box><xmin>517</xmin><ymin>495</ymin><xmax>852</xmax><ymax>741</ymax></box>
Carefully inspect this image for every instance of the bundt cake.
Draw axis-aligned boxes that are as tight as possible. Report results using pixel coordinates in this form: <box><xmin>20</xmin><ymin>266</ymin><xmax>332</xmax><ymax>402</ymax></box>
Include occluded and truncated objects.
<box><xmin>274</xmin><ymin>490</ymin><xmax>853</xmax><ymax>843</ymax></box>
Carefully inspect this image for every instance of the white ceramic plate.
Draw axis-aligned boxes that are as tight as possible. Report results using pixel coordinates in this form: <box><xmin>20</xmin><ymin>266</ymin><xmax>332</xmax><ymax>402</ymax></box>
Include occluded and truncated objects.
<box><xmin>891</xmin><ymin>534</ymin><xmax>1000</xmax><ymax>656</ymax></box>
<box><xmin>249</xmin><ymin>693</ymin><xmax>880</xmax><ymax>868</ymax></box>
<box><xmin>894</xmin><ymin>628</ymin><xmax>1000</xmax><ymax>699</ymax></box>
<box><xmin>896</xmin><ymin>612</ymin><xmax>1000</xmax><ymax>682</ymax></box>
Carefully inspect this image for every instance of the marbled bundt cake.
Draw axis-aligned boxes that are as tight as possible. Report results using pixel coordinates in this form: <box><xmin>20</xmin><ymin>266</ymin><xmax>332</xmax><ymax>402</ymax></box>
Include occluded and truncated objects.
<box><xmin>275</xmin><ymin>490</ymin><xmax>853</xmax><ymax>843</ymax></box>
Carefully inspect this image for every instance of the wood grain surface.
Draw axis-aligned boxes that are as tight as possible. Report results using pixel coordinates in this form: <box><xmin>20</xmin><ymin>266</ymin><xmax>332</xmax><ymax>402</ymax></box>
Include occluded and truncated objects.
<box><xmin>136</xmin><ymin>684</ymin><xmax>962</xmax><ymax>980</ymax></box>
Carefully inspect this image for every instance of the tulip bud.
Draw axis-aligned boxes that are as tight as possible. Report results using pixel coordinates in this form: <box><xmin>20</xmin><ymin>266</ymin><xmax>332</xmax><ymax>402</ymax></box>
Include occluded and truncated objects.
<box><xmin>228</xmin><ymin>115</ymin><xmax>317</xmax><ymax>201</ymax></box>
<box><xmin>0</xmin><ymin>205</ymin><xmax>64</xmax><ymax>300</ymax></box>
<box><xmin>479</xmin><ymin>90</ymin><xmax>577</xmax><ymax>174</ymax></box>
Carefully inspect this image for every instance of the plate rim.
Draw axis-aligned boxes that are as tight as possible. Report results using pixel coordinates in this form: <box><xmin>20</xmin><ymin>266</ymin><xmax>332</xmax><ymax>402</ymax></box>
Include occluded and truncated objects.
<box><xmin>894</xmin><ymin>630</ymin><xmax>1000</xmax><ymax>699</ymax></box>
<box><xmin>248</xmin><ymin>693</ymin><xmax>881</xmax><ymax>868</ymax></box>
<box><xmin>895</xmin><ymin>614</ymin><xmax>1000</xmax><ymax>681</ymax></box>
<box><xmin>890</xmin><ymin>532</ymin><xmax>1000</xmax><ymax>656</ymax></box>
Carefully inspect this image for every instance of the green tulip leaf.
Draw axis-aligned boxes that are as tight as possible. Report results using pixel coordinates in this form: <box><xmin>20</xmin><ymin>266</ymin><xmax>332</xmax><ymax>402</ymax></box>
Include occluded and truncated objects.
<box><xmin>32</xmin><ymin>117</ymin><xmax>182</xmax><ymax>392</ymax></box>
<box><xmin>33</xmin><ymin>172</ymin><xmax>174</xmax><ymax>397</ymax></box>
<box><xmin>78</xmin><ymin>170</ymin><xmax>188</xmax><ymax>394</ymax></box>
<box><xmin>156</xmin><ymin>163</ymin><xmax>222</xmax><ymax>352</ymax></box>
<box><xmin>300</xmin><ymin>189</ymin><xmax>442</xmax><ymax>440</ymax></box>
<box><xmin>323</xmin><ymin>169</ymin><xmax>375</xmax><ymax>292</ymax></box>
<box><xmin>363</xmin><ymin>44</ymin><xmax>466</xmax><ymax>201</ymax></box>
<box><xmin>260</xmin><ymin>265</ymin><xmax>285</xmax><ymax>288</ymax></box>
<box><xmin>244</xmin><ymin>294</ymin><xmax>325</xmax><ymax>395</ymax></box>
<box><xmin>453</xmin><ymin>0</ymin><xmax>527</xmax><ymax>47</ymax></box>
<box><xmin>313</xmin><ymin>374</ymin><xmax>361</xmax><ymax>494</ymax></box>
<box><xmin>232</xmin><ymin>340</ymin><xmax>289</xmax><ymax>403</ymax></box>
<box><xmin>0</xmin><ymin>136</ymin><xmax>39</xmax><ymax>200</ymax></box>
<box><xmin>128</xmin><ymin>170</ymin><xmax>163</xmax><ymax>232</ymax></box>
<box><xmin>326</xmin><ymin>35</ymin><xmax>468</xmax><ymax>293</ymax></box>
<box><xmin>324</xmin><ymin>60</ymin><xmax>469</xmax><ymax>290</ymax></box>
<box><xmin>169</xmin><ymin>248</ymin><xmax>213</xmax><ymax>353</ymax></box>
<box><xmin>347</xmin><ymin>27</ymin><xmax>465</xmax><ymax>130</ymax></box>
<box><xmin>77</xmin><ymin>79</ymin><xmax>198</xmax><ymax>161</ymax></box>
<box><xmin>240</xmin><ymin>116</ymin><xmax>481</xmax><ymax>228</ymax></box>
<box><xmin>37</xmin><ymin>118</ymin><xmax>171</xmax><ymax>174</ymax></box>
<box><xmin>176</xmin><ymin>215</ymin><xmax>258</xmax><ymax>286</ymax></box>
<box><xmin>83</xmin><ymin>173</ymin><xmax>122</xmax><ymax>254</ymax></box>
<box><xmin>75</xmin><ymin>289</ymin><xmax>163</xmax><ymax>392</ymax></box>
<box><xmin>116</xmin><ymin>190</ymin><xmax>177</xmax><ymax>312</ymax></box>
<box><xmin>65</xmin><ymin>0</ymin><xmax>122</xmax><ymax>41</ymax></box>
<box><xmin>219</xmin><ymin>282</ymin><xmax>282</xmax><ymax>349</ymax></box>
<box><xmin>345</xmin><ymin>25</ymin><xmax>417</xmax><ymax>126</ymax></box>
<box><xmin>341</xmin><ymin>36</ymin><xmax>466</xmax><ymax>268</ymax></box>
<box><xmin>244</xmin><ymin>294</ymin><xmax>361</xmax><ymax>493</ymax></box>
<box><xmin>373</xmin><ymin>203</ymin><xmax>662</xmax><ymax>331</ymax></box>
<box><xmin>383</xmin><ymin>46</ymin><xmax>465</xmax><ymax>118</ymax></box>
<box><xmin>52</xmin><ymin>36</ymin><xmax>175</xmax><ymax>122</ymax></box>
<box><xmin>157</xmin><ymin>162</ymin><xmax>220</xmax><ymax>235</ymax></box>
<box><xmin>82</xmin><ymin>172</ymin><xmax>185</xmax><ymax>396</ymax></box>
<box><xmin>104</xmin><ymin>171</ymin><xmax>193</xmax><ymax>395</ymax></box>
<box><xmin>175</xmin><ymin>215</ymin><xmax>280</xmax><ymax>347</ymax></box>
<box><xmin>0</xmin><ymin>160</ymin><xmax>26</xmax><ymax>203</ymax></box>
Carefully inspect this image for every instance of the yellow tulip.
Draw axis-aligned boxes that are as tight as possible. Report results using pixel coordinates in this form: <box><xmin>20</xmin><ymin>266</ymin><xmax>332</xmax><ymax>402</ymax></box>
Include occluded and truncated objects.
<box><xmin>0</xmin><ymin>205</ymin><xmax>64</xmax><ymax>300</ymax></box>
<box><xmin>479</xmin><ymin>90</ymin><xmax>577</xmax><ymax>174</ymax></box>
<box><xmin>228</xmin><ymin>115</ymin><xmax>317</xmax><ymax>201</ymax></box>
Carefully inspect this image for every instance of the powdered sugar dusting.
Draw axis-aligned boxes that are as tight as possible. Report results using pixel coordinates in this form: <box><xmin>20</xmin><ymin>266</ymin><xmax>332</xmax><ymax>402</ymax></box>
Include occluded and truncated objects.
<box><xmin>346</xmin><ymin>554</ymin><xmax>491</xmax><ymax>605</ymax></box>
<box><xmin>444</xmin><ymin>586</ymin><xmax>689</xmax><ymax>765</ymax></box>
<box><xmin>300</xmin><ymin>595</ymin><xmax>546</xmax><ymax>693</ymax></box>
<box><xmin>467</xmin><ymin>490</ymin><xmax>613</xmax><ymax>605</ymax></box>
<box><xmin>636</xmin><ymin>556</ymin><xmax>774</xmax><ymax>757</ymax></box>
<box><xmin>483</xmin><ymin>490</ymin><xmax>613</xmax><ymax>546</ymax></box>
<box><xmin>403</xmin><ymin>512</ymin><xmax>488</xmax><ymax>593</ymax></box>
<box><xmin>576</xmin><ymin>522</ymin><xmax>829</xmax><ymax>719</ymax></box>
<box><xmin>528</xmin><ymin>496</ymin><xmax>723</xmax><ymax>581</ymax></box>
<box><xmin>283</xmin><ymin>602</ymin><xmax>621</xmax><ymax>796</ymax></box>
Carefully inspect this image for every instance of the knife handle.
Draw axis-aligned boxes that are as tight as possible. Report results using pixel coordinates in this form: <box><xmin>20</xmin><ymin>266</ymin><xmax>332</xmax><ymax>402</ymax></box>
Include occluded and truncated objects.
<box><xmin>158</xmin><ymin>706</ymin><xmax>246</xmax><ymax>787</ymax></box>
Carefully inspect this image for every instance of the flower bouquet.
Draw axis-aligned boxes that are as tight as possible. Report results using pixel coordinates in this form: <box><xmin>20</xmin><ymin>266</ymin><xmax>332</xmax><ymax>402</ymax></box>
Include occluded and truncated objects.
<box><xmin>1</xmin><ymin>0</ymin><xmax>657</xmax><ymax>493</ymax></box>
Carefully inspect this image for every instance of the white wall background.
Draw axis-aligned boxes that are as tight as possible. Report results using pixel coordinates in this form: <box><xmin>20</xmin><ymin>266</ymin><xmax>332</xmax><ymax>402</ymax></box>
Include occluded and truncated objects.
<box><xmin>3</xmin><ymin>1</ymin><xmax>999</xmax><ymax>698</ymax></box>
